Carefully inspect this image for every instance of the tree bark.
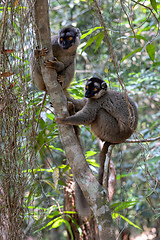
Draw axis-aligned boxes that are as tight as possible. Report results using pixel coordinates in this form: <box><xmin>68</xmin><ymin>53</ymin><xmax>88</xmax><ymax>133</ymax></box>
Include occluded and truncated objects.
<box><xmin>33</xmin><ymin>1</ymin><xmax>115</xmax><ymax>239</ymax></box>
<box><xmin>64</xmin><ymin>178</ymin><xmax>99</xmax><ymax>240</ymax></box>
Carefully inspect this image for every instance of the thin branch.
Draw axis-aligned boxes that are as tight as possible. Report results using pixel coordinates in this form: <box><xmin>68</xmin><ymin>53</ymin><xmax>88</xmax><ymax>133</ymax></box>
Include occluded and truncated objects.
<box><xmin>92</xmin><ymin>0</ymin><xmax>125</xmax><ymax>90</ymax></box>
<box><xmin>120</xmin><ymin>0</ymin><xmax>136</xmax><ymax>41</ymax></box>
<box><xmin>131</xmin><ymin>0</ymin><xmax>159</xmax><ymax>44</ymax></box>
<box><xmin>93</xmin><ymin>12</ymin><xmax>151</xmax><ymax>34</ymax></box>
<box><xmin>125</xmin><ymin>136</ymin><xmax>160</xmax><ymax>143</ymax></box>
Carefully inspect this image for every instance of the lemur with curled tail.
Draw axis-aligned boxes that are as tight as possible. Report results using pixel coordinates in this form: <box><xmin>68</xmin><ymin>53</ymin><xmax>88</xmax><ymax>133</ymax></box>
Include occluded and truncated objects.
<box><xmin>29</xmin><ymin>26</ymin><xmax>81</xmax><ymax>97</ymax></box>
<box><xmin>56</xmin><ymin>77</ymin><xmax>138</xmax><ymax>185</ymax></box>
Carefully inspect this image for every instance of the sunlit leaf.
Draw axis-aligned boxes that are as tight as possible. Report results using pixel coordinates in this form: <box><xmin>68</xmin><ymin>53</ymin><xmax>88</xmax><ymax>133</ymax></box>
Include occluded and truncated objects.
<box><xmin>112</xmin><ymin>213</ymin><xmax>142</xmax><ymax>230</ymax></box>
<box><xmin>33</xmin><ymin>165</ymin><xmax>43</xmax><ymax>175</ymax></box>
<box><xmin>40</xmin><ymin>219</ymin><xmax>56</xmax><ymax>230</ymax></box>
<box><xmin>49</xmin><ymin>145</ymin><xmax>65</xmax><ymax>153</ymax></box>
<box><xmin>50</xmin><ymin>218</ymin><xmax>63</xmax><ymax>228</ymax></box>
<box><xmin>87</xmin><ymin>159</ymin><xmax>99</xmax><ymax>167</ymax></box>
<box><xmin>47</xmin><ymin>211</ymin><xmax>60</xmax><ymax>218</ymax></box>
<box><xmin>86</xmin><ymin>150</ymin><xmax>97</xmax><ymax>157</ymax></box>
<box><xmin>81</xmin><ymin>26</ymin><xmax>103</xmax><ymax>39</ymax></box>
<box><xmin>46</xmin><ymin>113</ymin><xmax>55</xmax><ymax>120</ymax></box>
<box><xmin>116</xmin><ymin>172</ymin><xmax>132</xmax><ymax>180</ymax></box>
<box><xmin>113</xmin><ymin>201</ymin><xmax>138</xmax><ymax>212</ymax></box>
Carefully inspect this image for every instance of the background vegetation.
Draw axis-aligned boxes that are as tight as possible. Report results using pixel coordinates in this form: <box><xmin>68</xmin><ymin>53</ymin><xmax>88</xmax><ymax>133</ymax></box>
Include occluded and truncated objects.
<box><xmin>0</xmin><ymin>0</ymin><xmax>160</xmax><ymax>239</ymax></box>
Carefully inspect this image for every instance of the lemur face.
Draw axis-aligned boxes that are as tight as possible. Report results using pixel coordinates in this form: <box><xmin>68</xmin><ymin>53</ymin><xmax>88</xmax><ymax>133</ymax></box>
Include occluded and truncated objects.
<box><xmin>58</xmin><ymin>27</ymin><xmax>81</xmax><ymax>50</ymax></box>
<box><xmin>85</xmin><ymin>77</ymin><xmax>107</xmax><ymax>99</ymax></box>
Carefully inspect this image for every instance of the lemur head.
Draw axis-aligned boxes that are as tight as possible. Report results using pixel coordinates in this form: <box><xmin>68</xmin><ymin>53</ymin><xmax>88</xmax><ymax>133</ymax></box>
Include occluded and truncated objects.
<box><xmin>85</xmin><ymin>77</ymin><xmax>108</xmax><ymax>99</ymax></box>
<box><xmin>58</xmin><ymin>26</ymin><xmax>81</xmax><ymax>50</ymax></box>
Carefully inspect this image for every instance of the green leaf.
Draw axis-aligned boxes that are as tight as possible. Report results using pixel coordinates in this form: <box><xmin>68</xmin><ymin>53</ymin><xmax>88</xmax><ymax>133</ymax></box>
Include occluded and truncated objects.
<box><xmin>63</xmin><ymin>219</ymin><xmax>74</xmax><ymax>240</ymax></box>
<box><xmin>86</xmin><ymin>150</ymin><xmax>97</xmax><ymax>157</ymax></box>
<box><xmin>113</xmin><ymin>201</ymin><xmax>138</xmax><ymax>212</ymax></box>
<box><xmin>129</xmin><ymin>35</ymin><xmax>147</xmax><ymax>41</ymax></box>
<box><xmin>117</xmin><ymin>35</ymin><xmax>147</xmax><ymax>41</ymax></box>
<box><xmin>81</xmin><ymin>26</ymin><xmax>103</xmax><ymax>39</ymax></box>
<box><xmin>46</xmin><ymin>113</ymin><xmax>55</xmax><ymax>120</ymax></box>
<box><xmin>48</xmin><ymin>217</ymin><xmax>74</xmax><ymax>240</ymax></box>
<box><xmin>146</xmin><ymin>44</ymin><xmax>155</xmax><ymax>62</ymax></box>
<box><xmin>64</xmin><ymin>211</ymin><xmax>77</xmax><ymax>214</ymax></box>
<box><xmin>58</xmin><ymin>179</ymin><xmax>67</xmax><ymax>186</ymax></box>
<box><xmin>116</xmin><ymin>172</ymin><xmax>132</xmax><ymax>180</ymax></box>
<box><xmin>121</xmin><ymin>47</ymin><xmax>143</xmax><ymax>62</ymax></box>
<box><xmin>41</xmin><ymin>179</ymin><xmax>60</xmax><ymax>194</ymax></box>
<box><xmin>47</xmin><ymin>211</ymin><xmax>60</xmax><ymax>218</ymax></box>
<box><xmin>140</xmin><ymin>156</ymin><xmax>160</xmax><ymax>166</ymax></box>
<box><xmin>82</xmin><ymin>32</ymin><xmax>104</xmax><ymax>53</ymax></box>
<box><xmin>41</xmin><ymin>179</ymin><xmax>55</xmax><ymax>189</ymax></box>
<box><xmin>49</xmin><ymin>145</ymin><xmax>65</xmax><ymax>153</ymax></box>
<box><xmin>26</xmin><ymin>183</ymin><xmax>37</xmax><ymax>205</ymax></box>
<box><xmin>153</xmin><ymin>61</ymin><xmax>160</xmax><ymax>66</ymax></box>
<box><xmin>95</xmin><ymin>32</ymin><xmax>104</xmax><ymax>51</ymax></box>
<box><xmin>50</xmin><ymin>219</ymin><xmax>63</xmax><ymax>228</ymax></box>
<box><xmin>40</xmin><ymin>217</ymin><xmax>59</xmax><ymax>230</ymax></box>
<box><xmin>87</xmin><ymin>159</ymin><xmax>99</xmax><ymax>167</ymax></box>
<box><xmin>150</xmin><ymin>0</ymin><xmax>157</xmax><ymax>12</ymax></box>
<box><xmin>112</xmin><ymin>213</ymin><xmax>142</xmax><ymax>230</ymax></box>
<box><xmin>33</xmin><ymin>165</ymin><xmax>43</xmax><ymax>175</ymax></box>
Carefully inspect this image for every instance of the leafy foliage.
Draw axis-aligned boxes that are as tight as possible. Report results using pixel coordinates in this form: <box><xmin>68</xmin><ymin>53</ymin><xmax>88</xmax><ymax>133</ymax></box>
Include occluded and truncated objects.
<box><xmin>0</xmin><ymin>0</ymin><xmax>160</xmax><ymax>239</ymax></box>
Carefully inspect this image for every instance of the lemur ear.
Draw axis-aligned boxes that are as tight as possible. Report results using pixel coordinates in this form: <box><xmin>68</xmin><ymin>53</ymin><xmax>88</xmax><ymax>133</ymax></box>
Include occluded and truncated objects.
<box><xmin>101</xmin><ymin>82</ymin><xmax>107</xmax><ymax>90</ymax></box>
<box><xmin>86</xmin><ymin>78</ymin><xmax>90</xmax><ymax>84</ymax></box>
<box><xmin>76</xmin><ymin>28</ymin><xmax>81</xmax><ymax>37</ymax></box>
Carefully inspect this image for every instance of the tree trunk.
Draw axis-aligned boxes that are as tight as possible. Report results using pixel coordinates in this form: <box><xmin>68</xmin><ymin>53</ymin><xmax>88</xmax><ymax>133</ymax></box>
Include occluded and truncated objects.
<box><xmin>64</xmin><ymin>178</ymin><xmax>99</xmax><ymax>240</ymax></box>
<box><xmin>33</xmin><ymin>1</ymin><xmax>115</xmax><ymax>239</ymax></box>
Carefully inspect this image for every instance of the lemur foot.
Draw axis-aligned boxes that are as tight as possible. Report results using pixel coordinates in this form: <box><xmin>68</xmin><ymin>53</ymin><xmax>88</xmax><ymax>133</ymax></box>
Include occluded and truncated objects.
<box><xmin>57</xmin><ymin>74</ymin><xmax>63</xmax><ymax>85</ymax></box>
<box><xmin>44</xmin><ymin>57</ymin><xmax>58</xmax><ymax>68</ymax></box>
<box><xmin>34</xmin><ymin>46</ymin><xmax>49</xmax><ymax>58</ymax></box>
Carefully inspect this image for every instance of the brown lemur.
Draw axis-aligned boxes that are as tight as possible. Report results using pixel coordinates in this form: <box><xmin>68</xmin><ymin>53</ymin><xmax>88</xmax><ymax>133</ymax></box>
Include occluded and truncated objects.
<box><xmin>56</xmin><ymin>77</ymin><xmax>138</xmax><ymax>185</ymax></box>
<box><xmin>30</xmin><ymin>27</ymin><xmax>84</xmax><ymax>216</ymax></box>
<box><xmin>29</xmin><ymin>26</ymin><xmax>81</xmax><ymax>97</ymax></box>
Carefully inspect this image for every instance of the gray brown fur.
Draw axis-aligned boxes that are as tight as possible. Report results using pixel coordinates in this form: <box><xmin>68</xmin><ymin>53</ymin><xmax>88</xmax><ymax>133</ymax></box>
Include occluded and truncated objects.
<box><xmin>56</xmin><ymin>77</ymin><xmax>138</xmax><ymax>185</ymax></box>
<box><xmin>29</xmin><ymin>27</ymin><xmax>81</xmax><ymax>95</ymax></box>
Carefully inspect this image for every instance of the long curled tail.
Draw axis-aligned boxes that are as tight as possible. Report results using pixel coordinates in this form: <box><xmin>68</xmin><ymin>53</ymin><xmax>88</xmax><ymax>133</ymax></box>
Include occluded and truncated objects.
<box><xmin>74</xmin><ymin>179</ymin><xmax>92</xmax><ymax>219</ymax></box>
<box><xmin>98</xmin><ymin>142</ymin><xmax>111</xmax><ymax>185</ymax></box>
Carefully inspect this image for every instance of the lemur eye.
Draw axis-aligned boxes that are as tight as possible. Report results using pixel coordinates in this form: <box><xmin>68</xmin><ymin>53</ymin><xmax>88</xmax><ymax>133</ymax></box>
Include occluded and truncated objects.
<box><xmin>60</xmin><ymin>38</ymin><xmax>63</xmax><ymax>42</ymax></box>
<box><xmin>86</xmin><ymin>85</ymin><xmax>88</xmax><ymax>89</ymax></box>
<box><xmin>94</xmin><ymin>88</ymin><xmax>98</xmax><ymax>91</ymax></box>
<box><xmin>69</xmin><ymin>37</ymin><xmax>73</xmax><ymax>41</ymax></box>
